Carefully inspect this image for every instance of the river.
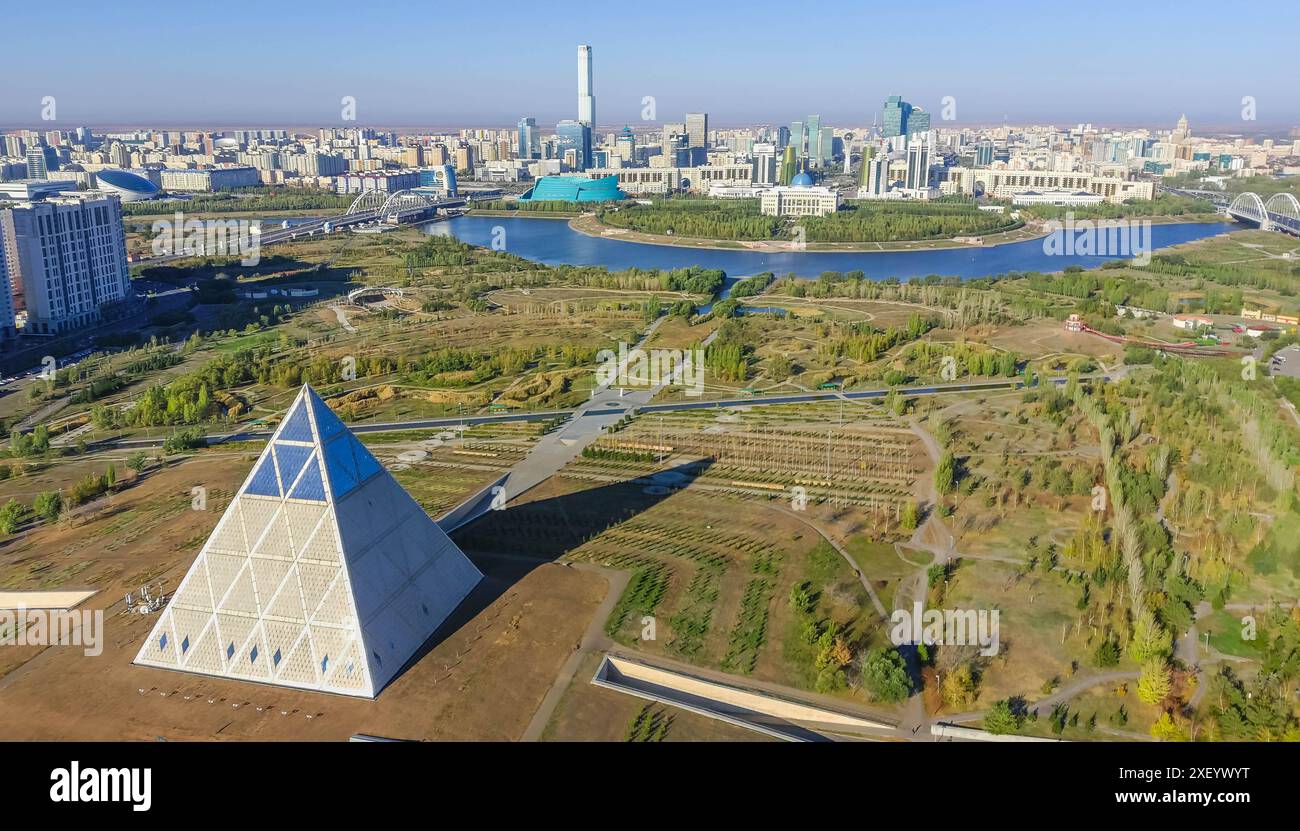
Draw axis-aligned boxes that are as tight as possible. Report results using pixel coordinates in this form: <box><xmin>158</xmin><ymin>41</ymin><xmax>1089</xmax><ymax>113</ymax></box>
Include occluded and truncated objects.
<box><xmin>431</xmin><ymin>214</ymin><xmax>1237</xmax><ymax>281</ymax></box>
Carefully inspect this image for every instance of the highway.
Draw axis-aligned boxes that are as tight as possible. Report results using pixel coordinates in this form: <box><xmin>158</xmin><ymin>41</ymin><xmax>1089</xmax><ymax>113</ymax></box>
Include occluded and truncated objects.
<box><xmin>89</xmin><ymin>375</ymin><xmax>1078</xmax><ymax>452</ymax></box>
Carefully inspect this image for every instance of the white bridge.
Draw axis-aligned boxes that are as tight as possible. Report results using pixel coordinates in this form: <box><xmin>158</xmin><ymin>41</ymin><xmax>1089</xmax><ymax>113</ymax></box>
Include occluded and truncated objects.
<box><xmin>1227</xmin><ymin>192</ymin><xmax>1300</xmax><ymax>236</ymax></box>
<box><xmin>345</xmin><ymin>189</ymin><xmax>465</xmax><ymax>222</ymax></box>
<box><xmin>345</xmin><ymin>286</ymin><xmax>406</xmax><ymax>304</ymax></box>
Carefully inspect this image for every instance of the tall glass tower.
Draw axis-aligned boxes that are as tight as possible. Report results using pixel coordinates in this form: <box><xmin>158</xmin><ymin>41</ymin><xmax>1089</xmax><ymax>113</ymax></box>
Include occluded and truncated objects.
<box><xmin>882</xmin><ymin>96</ymin><xmax>912</xmax><ymax>138</ymax></box>
<box><xmin>577</xmin><ymin>45</ymin><xmax>595</xmax><ymax>127</ymax></box>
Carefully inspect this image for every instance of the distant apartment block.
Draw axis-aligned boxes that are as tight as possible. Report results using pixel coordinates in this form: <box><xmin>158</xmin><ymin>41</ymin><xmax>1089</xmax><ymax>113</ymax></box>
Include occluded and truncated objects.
<box><xmin>0</xmin><ymin>192</ymin><xmax>131</xmax><ymax>335</ymax></box>
<box><xmin>159</xmin><ymin>166</ymin><xmax>260</xmax><ymax>191</ymax></box>
<box><xmin>334</xmin><ymin>170</ymin><xmax>422</xmax><ymax>195</ymax></box>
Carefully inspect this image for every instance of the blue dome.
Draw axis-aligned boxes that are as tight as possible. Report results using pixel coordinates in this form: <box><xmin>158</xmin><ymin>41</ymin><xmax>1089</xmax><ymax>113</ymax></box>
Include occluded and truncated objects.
<box><xmin>95</xmin><ymin>169</ymin><xmax>160</xmax><ymax>201</ymax></box>
<box><xmin>790</xmin><ymin>172</ymin><xmax>815</xmax><ymax>187</ymax></box>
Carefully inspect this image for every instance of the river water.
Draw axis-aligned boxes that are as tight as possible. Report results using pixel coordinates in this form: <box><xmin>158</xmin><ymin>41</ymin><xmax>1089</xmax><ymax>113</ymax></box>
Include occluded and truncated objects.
<box><xmin>433</xmin><ymin>214</ymin><xmax>1237</xmax><ymax>281</ymax></box>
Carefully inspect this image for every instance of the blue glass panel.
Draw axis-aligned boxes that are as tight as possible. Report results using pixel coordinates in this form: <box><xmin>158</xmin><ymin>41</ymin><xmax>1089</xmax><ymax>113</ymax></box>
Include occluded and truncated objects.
<box><xmin>307</xmin><ymin>388</ymin><xmax>347</xmax><ymax>441</ymax></box>
<box><xmin>244</xmin><ymin>452</ymin><xmax>281</xmax><ymax>497</ymax></box>
<box><xmin>289</xmin><ymin>458</ymin><xmax>327</xmax><ymax>502</ymax></box>
<box><xmin>227</xmin><ymin>642</ymin><xmax>235</xmax><ymax>659</ymax></box>
<box><xmin>181</xmin><ymin>636</ymin><xmax>190</xmax><ymax>654</ymax></box>
<box><xmin>273</xmin><ymin>443</ymin><xmax>313</xmax><ymax>491</ymax></box>
<box><xmin>321</xmin><ymin>655</ymin><xmax>329</xmax><ymax>674</ymax></box>
<box><xmin>273</xmin><ymin>648</ymin><xmax>282</xmax><ymax>666</ymax></box>
<box><xmin>322</xmin><ymin>435</ymin><xmax>358</xmax><ymax>498</ymax></box>
<box><xmin>350</xmin><ymin>435</ymin><xmax>383</xmax><ymax>483</ymax></box>
<box><xmin>278</xmin><ymin>396</ymin><xmax>314</xmax><ymax>443</ymax></box>
<box><xmin>159</xmin><ymin>633</ymin><xmax>168</xmax><ymax>651</ymax></box>
<box><xmin>250</xmin><ymin>645</ymin><xmax>259</xmax><ymax>663</ymax></box>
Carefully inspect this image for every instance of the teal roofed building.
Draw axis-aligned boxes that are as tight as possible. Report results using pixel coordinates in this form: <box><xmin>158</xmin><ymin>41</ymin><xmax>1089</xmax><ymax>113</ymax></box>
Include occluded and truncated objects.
<box><xmin>519</xmin><ymin>175</ymin><xmax>626</xmax><ymax>203</ymax></box>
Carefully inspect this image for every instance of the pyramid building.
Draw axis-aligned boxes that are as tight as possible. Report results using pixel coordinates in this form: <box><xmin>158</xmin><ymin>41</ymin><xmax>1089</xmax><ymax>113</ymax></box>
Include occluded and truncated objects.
<box><xmin>134</xmin><ymin>384</ymin><xmax>483</xmax><ymax>698</ymax></box>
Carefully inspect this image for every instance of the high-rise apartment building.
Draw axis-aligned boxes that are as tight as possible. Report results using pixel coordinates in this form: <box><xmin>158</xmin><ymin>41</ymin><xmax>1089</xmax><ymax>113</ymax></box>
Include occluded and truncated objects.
<box><xmin>0</xmin><ymin>192</ymin><xmax>131</xmax><ymax>335</ymax></box>
<box><xmin>0</xmin><ymin>228</ymin><xmax>13</xmax><ymax>338</ymax></box>
<box><xmin>25</xmin><ymin>146</ymin><xmax>48</xmax><ymax>179</ymax></box>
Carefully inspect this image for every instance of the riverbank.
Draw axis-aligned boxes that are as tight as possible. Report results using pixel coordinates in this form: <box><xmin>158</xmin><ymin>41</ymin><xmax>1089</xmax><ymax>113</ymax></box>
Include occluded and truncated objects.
<box><xmin>568</xmin><ymin>212</ymin><xmax>1050</xmax><ymax>253</ymax></box>
<box><xmin>469</xmin><ymin>209</ymin><xmax>582</xmax><ymax>220</ymax></box>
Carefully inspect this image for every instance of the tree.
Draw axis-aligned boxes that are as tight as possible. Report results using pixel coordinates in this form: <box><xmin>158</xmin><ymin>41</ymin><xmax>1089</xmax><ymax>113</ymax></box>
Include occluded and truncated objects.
<box><xmin>935</xmin><ymin>451</ymin><xmax>957</xmax><ymax>495</ymax></box>
<box><xmin>1137</xmin><ymin>658</ymin><xmax>1172</xmax><ymax>706</ymax></box>
<box><xmin>899</xmin><ymin>501</ymin><xmax>920</xmax><ymax>531</ymax></box>
<box><xmin>815</xmin><ymin>626</ymin><xmax>853</xmax><ymax>671</ymax></box>
<box><xmin>126</xmin><ymin>452</ymin><xmax>147</xmax><ymax>474</ymax></box>
<box><xmin>984</xmin><ymin>699</ymin><xmax>1024</xmax><ymax>734</ymax></box>
<box><xmin>33</xmin><ymin>491</ymin><xmax>63</xmax><ymax>523</ymax></box>
<box><xmin>858</xmin><ymin>647</ymin><xmax>913</xmax><ymax>702</ymax></box>
<box><xmin>1149</xmin><ymin>711</ymin><xmax>1188</xmax><ymax>742</ymax></box>
<box><xmin>1093</xmin><ymin>637</ymin><xmax>1121</xmax><ymax>667</ymax></box>
<box><xmin>0</xmin><ymin>498</ymin><xmax>26</xmax><ymax>534</ymax></box>
<box><xmin>941</xmin><ymin>664</ymin><xmax>977</xmax><ymax>709</ymax></box>
<box><xmin>1129</xmin><ymin>609</ymin><xmax>1172</xmax><ymax>663</ymax></box>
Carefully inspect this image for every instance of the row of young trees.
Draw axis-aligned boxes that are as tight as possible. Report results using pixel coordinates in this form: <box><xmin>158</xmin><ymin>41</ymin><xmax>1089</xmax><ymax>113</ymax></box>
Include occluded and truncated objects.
<box><xmin>800</xmin><ymin>202</ymin><xmax>1020</xmax><ymax>243</ymax></box>
<box><xmin>598</xmin><ymin>200</ymin><xmax>783</xmax><ymax>241</ymax></box>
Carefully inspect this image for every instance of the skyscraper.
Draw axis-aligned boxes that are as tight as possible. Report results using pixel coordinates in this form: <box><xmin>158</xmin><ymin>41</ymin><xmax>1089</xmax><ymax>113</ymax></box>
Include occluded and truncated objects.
<box><xmin>685</xmin><ymin>113</ymin><xmax>708</xmax><ymax>150</ymax></box>
<box><xmin>778</xmin><ymin>145</ymin><xmax>798</xmax><ymax>185</ymax></box>
<box><xmin>857</xmin><ymin>144</ymin><xmax>876</xmax><ymax>185</ymax></box>
<box><xmin>806</xmin><ymin>115</ymin><xmax>821</xmax><ymax>163</ymax></box>
<box><xmin>517</xmin><ymin>117</ymin><xmax>539</xmax><ymax>159</ymax></box>
<box><xmin>907</xmin><ymin>109</ymin><xmax>931</xmax><ymax>136</ymax></box>
<box><xmin>578</xmin><ymin>45</ymin><xmax>595</xmax><ymax>127</ymax></box>
<box><xmin>685</xmin><ymin>112</ymin><xmax>708</xmax><ymax>166</ymax></box>
<box><xmin>906</xmin><ymin>134</ymin><xmax>931</xmax><ymax>190</ymax></box>
<box><xmin>556</xmin><ymin>120</ymin><xmax>592</xmax><ymax>171</ymax></box>
<box><xmin>752</xmin><ymin>142</ymin><xmax>777</xmax><ymax>185</ymax></box>
<box><xmin>0</xmin><ymin>192</ymin><xmax>131</xmax><ymax>335</ymax></box>
<box><xmin>882</xmin><ymin>96</ymin><xmax>912</xmax><ymax>138</ymax></box>
<box><xmin>862</xmin><ymin>154</ymin><xmax>889</xmax><ymax>196</ymax></box>
<box><xmin>790</xmin><ymin>121</ymin><xmax>805</xmax><ymax>156</ymax></box>
<box><xmin>819</xmin><ymin>127</ymin><xmax>834</xmax><ymax>167</ymax></box>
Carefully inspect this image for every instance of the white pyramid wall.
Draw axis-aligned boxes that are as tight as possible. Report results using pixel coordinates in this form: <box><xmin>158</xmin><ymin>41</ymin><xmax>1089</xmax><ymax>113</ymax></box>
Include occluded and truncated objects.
<box><xmin>134</xmin><ymin>384</ymin><xmax>483</xmax><ymax>698</ymax></box>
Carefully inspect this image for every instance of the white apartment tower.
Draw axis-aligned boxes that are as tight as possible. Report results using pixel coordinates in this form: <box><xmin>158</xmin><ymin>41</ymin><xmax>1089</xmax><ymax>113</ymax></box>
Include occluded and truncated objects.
<box><xmin>0</xmin><ymin>192</ymin><xmax>131</xmax><ymax>335</ymax></box>
<box><xmin>0</xmin><ymin>231</ymin><xmax>13</xmax><ymax>338</ymax></box>
<box><xmin>578</xmin><ymin>44</ymin><xmax>595</xmax><ymax>127</ymax></box>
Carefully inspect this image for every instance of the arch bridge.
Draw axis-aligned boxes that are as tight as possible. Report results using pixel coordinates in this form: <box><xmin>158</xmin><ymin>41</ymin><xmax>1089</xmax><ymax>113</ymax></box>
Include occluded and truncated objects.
<box><xmin>345</xmin><ymin>286</ymin><xmax>406</xmax><ymax>304</ymax></box>
<box><xmin>1227</xmin><ymin>192</ymin><xmax>1300</xmax><ymax>236</ymax></box>
<box><xmin>345</xmin><ymin>189</ymin><xmax>445</xmax><ymax>219</ymax></box>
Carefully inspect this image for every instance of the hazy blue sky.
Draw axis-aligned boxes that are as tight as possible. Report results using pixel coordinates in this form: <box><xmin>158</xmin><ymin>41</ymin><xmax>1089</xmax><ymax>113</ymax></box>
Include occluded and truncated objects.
<box><xmin>3</xmin><ymin>0</ymin><xmax>1297</xmax><ymax>130</ymax></box>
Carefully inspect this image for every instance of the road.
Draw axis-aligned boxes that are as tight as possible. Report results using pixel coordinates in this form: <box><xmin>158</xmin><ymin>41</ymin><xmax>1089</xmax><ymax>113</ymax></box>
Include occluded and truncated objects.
<box><xmin>89</xmin><ymin>374</ymin><xmax>1096</xmax><ymax>452</ymax></box>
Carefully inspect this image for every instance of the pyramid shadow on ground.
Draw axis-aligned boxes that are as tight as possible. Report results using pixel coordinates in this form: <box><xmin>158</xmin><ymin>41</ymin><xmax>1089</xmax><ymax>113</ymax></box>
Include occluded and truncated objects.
<box><xmin>403</xmin><ymin>457</ymin><xmax>715</xmax><ymax>673</ymax></box>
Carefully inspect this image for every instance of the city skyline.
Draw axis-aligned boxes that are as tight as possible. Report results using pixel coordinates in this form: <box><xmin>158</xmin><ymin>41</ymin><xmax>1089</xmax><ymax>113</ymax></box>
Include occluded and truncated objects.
<box><xmin>3</xmin><ymin>0</ymin><xmax>1298</xmax><ymax>128</ymax></box>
